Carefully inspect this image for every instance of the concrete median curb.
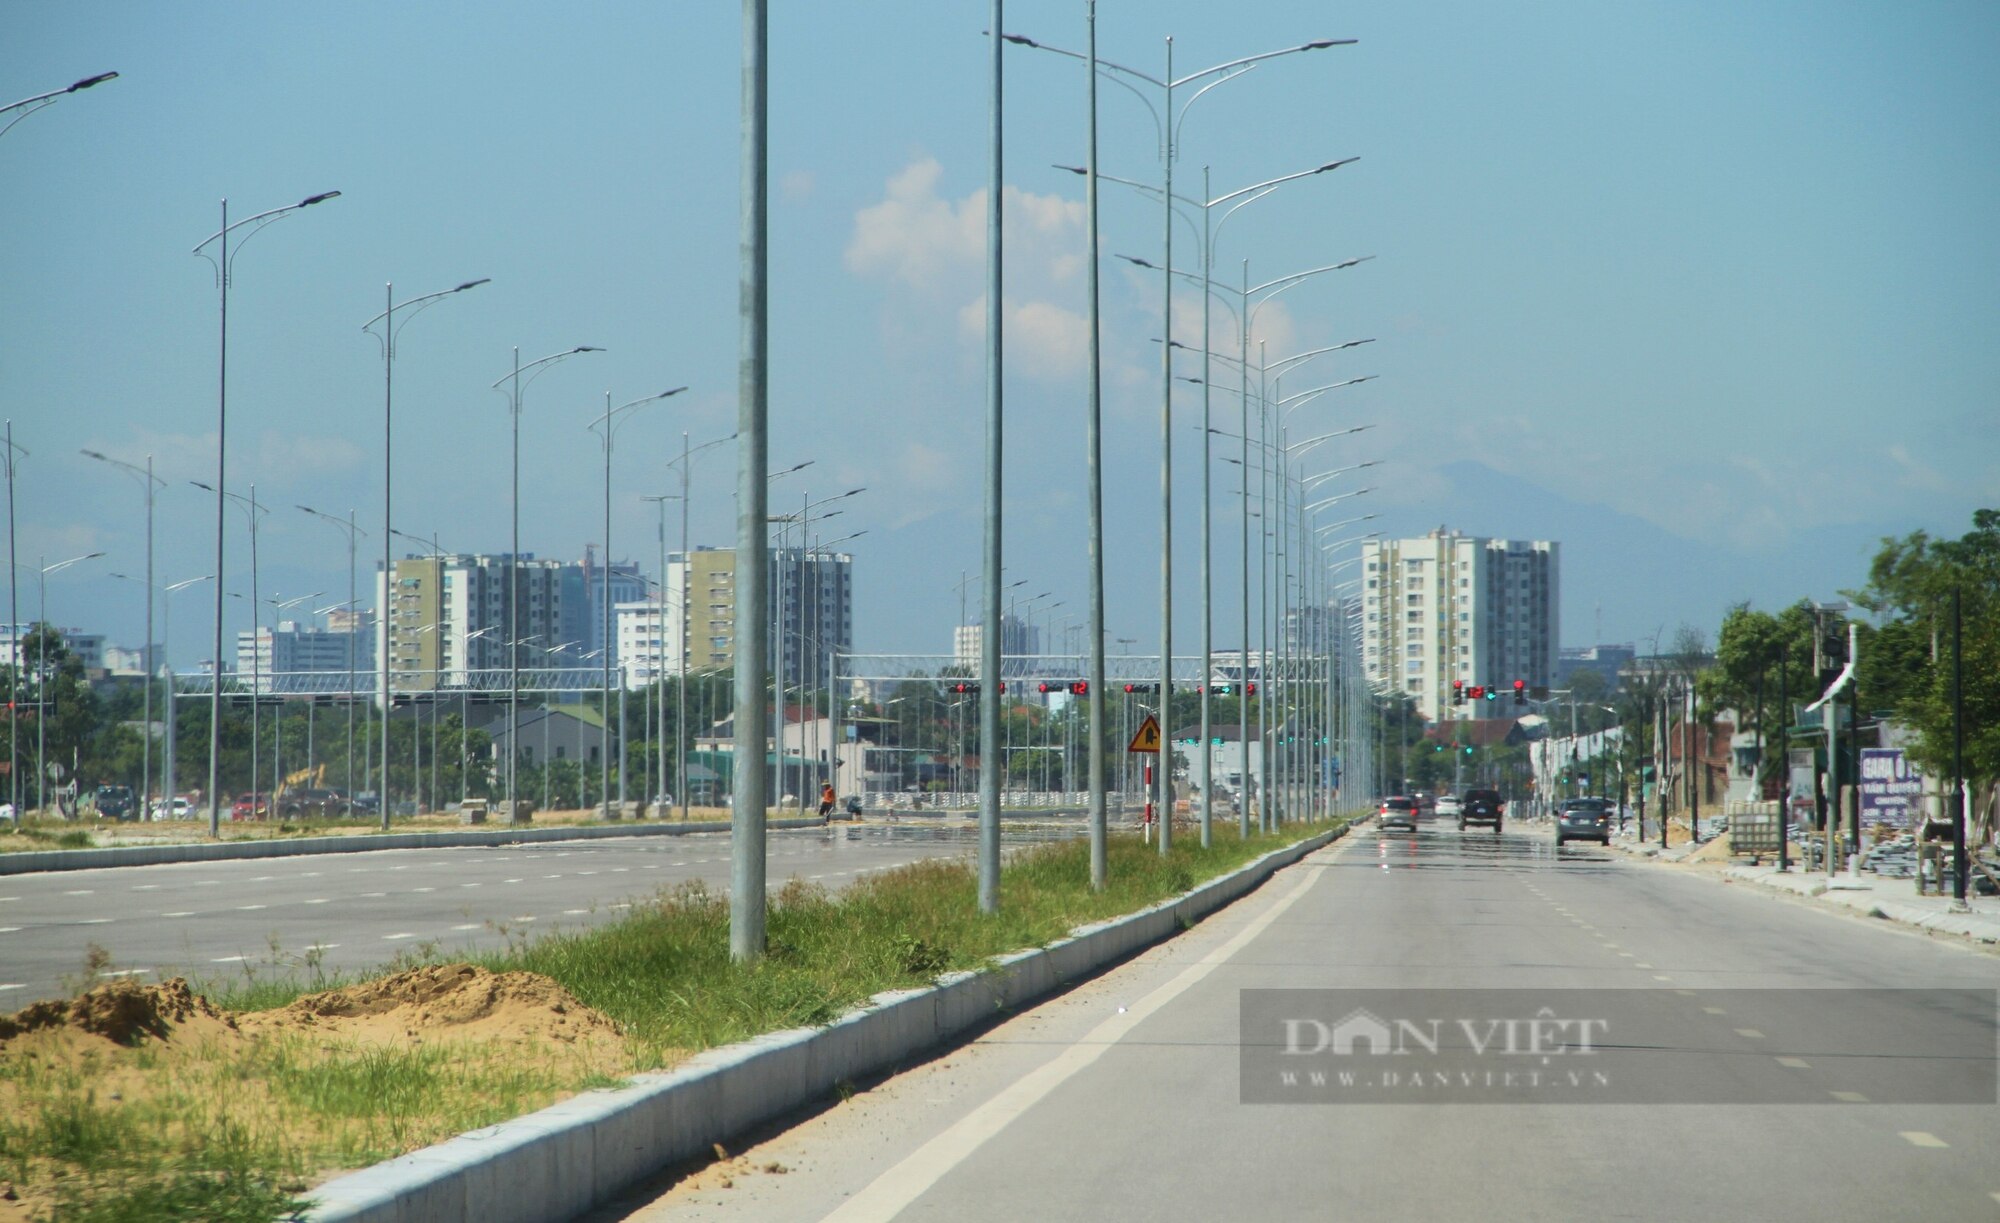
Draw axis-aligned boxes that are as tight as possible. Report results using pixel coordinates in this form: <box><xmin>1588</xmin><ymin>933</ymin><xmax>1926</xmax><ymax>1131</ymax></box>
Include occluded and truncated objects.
<box><xmin>0</xmin><ymin>818</ymin><xmax>830</xmax><ymax>876</ymax></box>
<box><xmin>300</xmin><ymin>822</ymin><xmax>1349</xmax><ymax>1223</ymax></box>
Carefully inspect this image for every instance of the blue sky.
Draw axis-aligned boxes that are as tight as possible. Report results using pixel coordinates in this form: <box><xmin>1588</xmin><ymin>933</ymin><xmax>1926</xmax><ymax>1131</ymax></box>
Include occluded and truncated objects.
<box><xmin>5</xmin><ymin>1</ymin><xmax>1996</xmax><ymax>669</ymax></box>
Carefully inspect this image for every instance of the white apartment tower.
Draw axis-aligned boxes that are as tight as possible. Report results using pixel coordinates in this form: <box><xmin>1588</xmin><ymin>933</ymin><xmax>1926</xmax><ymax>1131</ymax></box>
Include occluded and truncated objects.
<box><xmin>1361</xmin><ymin>529</ymin><xmax>1559</xmax><ymax>720</ymax></box>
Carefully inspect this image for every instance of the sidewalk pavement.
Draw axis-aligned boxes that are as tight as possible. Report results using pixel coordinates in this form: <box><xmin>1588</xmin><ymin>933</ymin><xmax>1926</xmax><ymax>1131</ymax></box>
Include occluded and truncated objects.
<box><xmin>1619</xmin><ymin>833</ymin><xmax>2000</xmax><ymax>944</ymax></box>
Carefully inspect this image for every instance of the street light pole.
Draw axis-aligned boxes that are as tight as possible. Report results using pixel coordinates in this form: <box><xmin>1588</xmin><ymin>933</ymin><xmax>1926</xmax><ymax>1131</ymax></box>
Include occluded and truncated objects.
<box><xmin>4</xmin><ymin>423</ymin><xmax>23</xmax><ymax>818</ymax></box>
<box><xmin>735</xmin><ymin>0</ymin><xmax>772</xmax><ymax>961</ymax></box>
<box><xmin>81</xmin><ymin>449</ymin><xmax>165</xmax><ymax>810</ymax></box>
<box><xmin>192</xmin><ymin>189</ymin><xmax>340</xmax><ymax>837</ymax></box>
<box><xmin>35</xmin><ymin>552</ymin><xmax>104</xmax><ymax>813</ymax></box>
<box><xmin>491</xmin><ymin>345</ymin><xmax>603</xmax><ymax>822</ymax></box>
<box><xmin>366</xmin><ymin>277</ymin><xmax>488</xmax><ymax>829</ymax></box>
<box><xmin>590</xmin><ymin>387</ymin><xmax>687</xmax><ymax>819</ymax></box>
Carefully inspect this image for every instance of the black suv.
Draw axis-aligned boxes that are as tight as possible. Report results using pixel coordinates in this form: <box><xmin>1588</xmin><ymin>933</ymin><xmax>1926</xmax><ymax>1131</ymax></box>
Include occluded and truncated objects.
<box><xmin>1459</xmin><ymin>788</ymin><xmax>1504</xmax><ymax>831</ymax></box>
<box><xmin>94</xmin><ymin>784</ymin><xmax>138</xmax><ymax>821</ymax></box>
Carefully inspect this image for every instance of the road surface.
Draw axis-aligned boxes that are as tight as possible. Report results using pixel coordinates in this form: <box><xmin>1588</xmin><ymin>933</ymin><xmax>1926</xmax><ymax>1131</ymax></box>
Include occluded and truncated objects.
<box><xmin>0</xmin><ymin>822</ymin><xmax>1066</xmax><ymax>1005</ymax></box>
<box><xmin>589</xmin><ymin>819</ymin><xmax>2000</xmax><ymax>1222</ymax></box>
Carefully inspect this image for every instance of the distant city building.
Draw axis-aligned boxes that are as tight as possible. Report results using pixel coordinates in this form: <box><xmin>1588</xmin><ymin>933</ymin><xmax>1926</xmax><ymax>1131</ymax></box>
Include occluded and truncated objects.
<box><xmin>1</xmin><ymin>625</ymin><xmax>107</xmax><ymax>671</ymax></box>
<box><xmin>375</xmin><ymin>553</ymin><xmax>572</xmax><ymax>691</ymax></box>
<box><xmin>1361</xmin><ymin>528</ymin><xmax>1560</xmax><ymax>720</ymax></box>
<box><xmin>236</xmin><ymin>619</ymin><xmax>373</xmax><ymax>691</ymax></box>
<box><xmin>952</xmin><ymin>615</ymin><xmax>1038</xmax><ymax>669</ymax></box>
<box><xmin>1554</xmin><ymin>644</ymin><xmax>1636</xmax><ymax>694</ymax></box>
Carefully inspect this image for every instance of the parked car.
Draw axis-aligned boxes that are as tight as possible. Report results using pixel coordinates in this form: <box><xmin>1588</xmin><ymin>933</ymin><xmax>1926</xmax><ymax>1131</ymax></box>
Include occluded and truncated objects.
<box><xmin>149</xmin><ymin>795</ymin><xmax>198</xmax><ymax>820</ymax></box>
<box><xmin>1459</xmin><ymin>788</ymin><xmax>1505</xmax><ymax>831</ymax></box>
<box><xmin>351</xmin><ymin>792</ymin><xmax>381</xmax><ymax>815</ymax></box>
<box><xmin>1556</xmin><ymin>797</ymin><xmax>1613</xmax><ymax>846</ymax></box>
<box><xmin>231</xmin><ymin>792</ymin><xmax>270</xmax><ymax>821</ymax></box>
<box><xmin>280</xmin><ymin>787</ymin><xmax>351</xmax><ymax>818</ymax></box>
<box><xmin>1377</xmin><ymin>795</ymin><xmax>1419</xmax><ymax>832</ymax></box>
<box><xmin>93</xmin><ymin>784</ymin><xmax>139</xmax><ymax>821</ymax></box>
<box><xmin>1435</xmin><ymin>794</ymin><xmax>1462</xmax><ymax>819</ymax></box>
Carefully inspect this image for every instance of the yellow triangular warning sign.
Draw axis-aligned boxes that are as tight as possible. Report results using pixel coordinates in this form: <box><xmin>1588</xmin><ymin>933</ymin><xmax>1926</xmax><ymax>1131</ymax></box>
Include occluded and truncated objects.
<box><xmin>1127</xmin><ymin>713</ymin><xmax>1163</xmax><ymax>754</ymax></box>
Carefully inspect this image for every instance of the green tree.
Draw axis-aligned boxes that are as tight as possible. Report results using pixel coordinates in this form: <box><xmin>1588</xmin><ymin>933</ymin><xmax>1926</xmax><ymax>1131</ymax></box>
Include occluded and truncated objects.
<box><xmin>1851</xmin><ymin>509</ymin><xmax>2000</xmax><ymax>807</ymax></box>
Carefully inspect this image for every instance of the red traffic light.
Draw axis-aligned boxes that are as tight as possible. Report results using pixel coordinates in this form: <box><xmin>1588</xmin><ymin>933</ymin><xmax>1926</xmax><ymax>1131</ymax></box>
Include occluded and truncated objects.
<box><xmin>1038</xmin><ymin>680</ymin><xmax>1088</xmax><ymax>694</ymax></box>
<box><xmin>1123</xmin><ymin>682</ymin><xmax>1160</xmax><ymax>694</ymax></box>
<box><xmin>1468</xmin><ymin>685</ymin><xmax>1484</xmax><ymax>700</ymax></box>
<box><xmin>1246</xmin><ymin>681</ymin><xmax>1258</xmax><ymax>696</ymax></box>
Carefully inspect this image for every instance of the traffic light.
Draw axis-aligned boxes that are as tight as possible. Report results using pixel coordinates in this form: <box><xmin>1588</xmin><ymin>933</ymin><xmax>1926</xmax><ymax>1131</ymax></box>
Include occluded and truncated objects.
<box><xmin>1246</xmin><ymin>681</ymin><xmax>1258</xmax><ymax>696</ymax></box>
<box><xmin>1468</xmin><ymin>685</ymin><xmax>1485</xmax><ymax>701</ymax></box>
<box><xmin>1463</xmin><ymin>744</ymin><xmax>1474</xmax><ymax>756</ymax></box>
<box><xmin>1483</xmin><ymin>685</ymin><xmax>1499</xmax><ymax>703</ymax></box>
<box><xmin>1070</xmin><ymin>680</ymin><xmax>1088</xmax><ymax>695</ymax></box>
<box><xmin>949</xmin><ymin>682</ymin><xmax>979</xmax><ymax>694</ymax></box>
<box><xmin>1513</xmin><ymin>679</ymin><xmax>1526</xmax><ymax>706</ymax></box>
<box><xmin>1452</xmin><ymin>679</ymin><xmax>1465</xmax><ymax>706</ymax></box>
<box><xmin>1037</xmin><ymin>680</ymin><xmax>1083</xmax><ymax>694</ymax></box>
<box><xmin>1123</xmin><ymin>682</ymin><xmax>1159</xmax><ymax>694</ymax></box>
<box><xmin>1210</xmin><ymin>683</ymin><xmax>1235</xmax><ymax>696</ymax></box>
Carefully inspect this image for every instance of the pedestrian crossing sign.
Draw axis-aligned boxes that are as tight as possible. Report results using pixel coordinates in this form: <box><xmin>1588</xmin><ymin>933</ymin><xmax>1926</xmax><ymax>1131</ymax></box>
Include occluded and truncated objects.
<box><xmin>1128</xmin><ymin>714</ymin><xmax>1163</xmax><ymax>754</ymax></box>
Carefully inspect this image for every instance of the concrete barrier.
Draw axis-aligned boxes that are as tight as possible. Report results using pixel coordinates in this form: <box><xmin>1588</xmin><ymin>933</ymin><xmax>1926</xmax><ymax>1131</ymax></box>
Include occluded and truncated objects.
<box><xmin>304</xmin><ymin>823</ymin><xmax>1347</xmax><ymax>1223</ymax></box>
<box><xmin>0</xmin><ymin>817</ymin><xmax>830</xmax><ymax>876</ymax></box>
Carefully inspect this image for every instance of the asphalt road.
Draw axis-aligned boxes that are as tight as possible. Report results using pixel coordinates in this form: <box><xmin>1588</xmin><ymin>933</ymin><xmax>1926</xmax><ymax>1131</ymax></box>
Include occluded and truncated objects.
<box><xmin>0</xmin><ymin>823</ymin><xmax>1065</xmax><ymax>1005</ymax></box>
<box><xmin>590</xmin><ymin>818</ymin><xmax>2000</xmax><ymax>1223</ymax></box>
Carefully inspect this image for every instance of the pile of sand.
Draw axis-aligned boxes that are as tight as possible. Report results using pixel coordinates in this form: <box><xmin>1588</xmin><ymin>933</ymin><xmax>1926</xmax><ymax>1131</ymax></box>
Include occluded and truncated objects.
<box><xmin>239</xmin><ymin>962</ymin><xmax>622</xmax><ymax>1048</ymax></box>
<box><xmin>0</xmin><ymin>977</ymin><xmax>239</xmax><ymax>1047</ymax></box>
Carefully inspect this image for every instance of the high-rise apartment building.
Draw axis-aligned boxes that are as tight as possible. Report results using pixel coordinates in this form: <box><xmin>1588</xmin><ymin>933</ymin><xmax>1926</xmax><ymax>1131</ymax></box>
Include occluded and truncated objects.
<box><xmin>1360</xmin><ymin>529</ymin><xmax>1559</xmax><ymax>720</ymax></box>
<box><xmin>630</xmin><ymin>546</ymin><xmax>854</xmax><ymax>691</ymax></box>
<box><xmin>952</xmin><ymin>615</ymin><xmax>1039</xmax><ymax>669</ymax></box>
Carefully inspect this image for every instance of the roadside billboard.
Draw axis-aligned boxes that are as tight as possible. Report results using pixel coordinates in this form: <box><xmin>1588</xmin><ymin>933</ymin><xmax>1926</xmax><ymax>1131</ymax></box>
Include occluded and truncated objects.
<box><xmin>1858</xmin><ymin>748</ymin><xmax>1925</xmax><ymax>829</ymax></box>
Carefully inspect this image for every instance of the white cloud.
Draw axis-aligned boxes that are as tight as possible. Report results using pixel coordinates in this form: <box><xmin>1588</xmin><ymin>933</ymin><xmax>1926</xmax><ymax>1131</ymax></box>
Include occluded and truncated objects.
<box><xmin>848</xmin><ymin>156</ymin><xmax>1089</xmax><ymax>379</ymax></box>
<box><xmin>781</xmin><ymin>169</ymin><xmax>815</xmax><ymax>202</ymax></box>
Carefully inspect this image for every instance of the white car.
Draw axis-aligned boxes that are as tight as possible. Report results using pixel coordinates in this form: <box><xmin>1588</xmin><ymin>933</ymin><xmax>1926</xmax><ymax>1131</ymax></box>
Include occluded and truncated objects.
<box><xmin>1434</xmin><ymin>795</ymin><xmax>1462</xmax><ymax>819</ymax></box>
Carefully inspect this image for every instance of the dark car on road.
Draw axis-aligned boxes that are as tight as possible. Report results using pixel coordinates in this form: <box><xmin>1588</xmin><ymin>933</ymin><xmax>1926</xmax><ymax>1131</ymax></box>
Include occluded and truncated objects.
<box><xmin>1458</xmin><ymin>787</ymin><xmax>1504</xmax><ymax>831</ymax></box>
<box><xmin>1556</xmin><ymin>797</ymin><xmax>1613</xmax><ymax>846</ymax></box>
<box><xmin>280</xmin><ymin>787</ymin><xmax>351</xmax><ymax>818</ymax></box>
<box><xmin>1377</xmin><ymin>795</ymin><xmax>1419</xmax><ymax>832</ymax></box>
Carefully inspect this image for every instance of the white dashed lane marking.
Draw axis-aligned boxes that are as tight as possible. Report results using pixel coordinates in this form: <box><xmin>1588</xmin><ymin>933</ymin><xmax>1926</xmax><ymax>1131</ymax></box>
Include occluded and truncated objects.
<box><xmin>1776</xmin><ymin>1057</ymin><xmax>1810</xmax><ymax>1069</ymax></box>
<box><xmin>78</xmin><ymin>918</ymin><xmax>111</xmax><ymax>925</ymax></box>
<box><xmin>1830</xmin><ymin>1091</ymin><xmax>1868</xmax><ymax>1103</ymax></box>
<box><xmin>452</xmin><ymin>924</ymin><xmax>481</xmax><ymax>932</ymax></box>
<box><xmin>1901</xmin><ymin>1132</ymin><xmax>1948</xmax><ymax>1148</ymax></box>
<box><xmin>382</xmin><ymin>933</ymin><xmax>417</xmax><ymax>941</ymax></box>
<box><xmin>306</xmin><ymin>898</ymin><xmax>330</xmax><ymax>905</ymax></box>
<box><xmin>212</xmin><ymin>955</ymin><xmax>248</xmax><ymax>963</ymax></box>
<box><xmin>163</xmin><ymin>911</ymin><xmax>194</xmax><ymax>918</ymax></box>
<box><xmin>63</xmin><ymin>890</ymin><xmax>94</xmax><ymax>896</ymax></box>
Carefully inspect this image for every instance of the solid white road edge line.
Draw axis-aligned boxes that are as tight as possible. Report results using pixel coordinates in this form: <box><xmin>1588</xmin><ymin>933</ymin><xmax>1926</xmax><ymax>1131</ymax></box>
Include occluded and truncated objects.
<box><xmin>819</xmin><ymin>840</ymin><xmax>1350</xmax><ymax>1223</ymax></box>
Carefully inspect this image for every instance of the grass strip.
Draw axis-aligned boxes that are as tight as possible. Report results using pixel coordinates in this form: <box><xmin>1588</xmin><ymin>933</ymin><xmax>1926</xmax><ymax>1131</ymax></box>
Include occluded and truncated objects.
<box><xmin>6</xmin><ymin>816</ymin><xmax>1346</xmax><ymax>1219</ymax></box>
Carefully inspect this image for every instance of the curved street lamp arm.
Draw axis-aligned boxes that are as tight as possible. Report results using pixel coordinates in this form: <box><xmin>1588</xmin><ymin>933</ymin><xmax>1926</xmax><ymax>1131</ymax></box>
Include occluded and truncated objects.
<box><xmin>80</xmin><ymin>448</ymin><xmax>166</xmax><ymax>490</ymax></box>
<box><xmin>489</xmin><ymin>346</ymin><xmax>606</xmax><ymax>396</ymax></box>
<box><xmin>191</xmin><ymin>192</ymin><xmax>341</xmax><ymax>280</ymax></box>
<box><xmin>0</xmin><ymin>71</ymin><xmax>118</xmax><ymax>139</ymax></box>
<box><xmin>362</xmin><ymin>278</ymin><xmax>491</xmax><ymax>353</ymax></box>
<box><xmin>297</xmin><ymin>504</ymin><xmax>370</xmax><ymax>539</ymax></box>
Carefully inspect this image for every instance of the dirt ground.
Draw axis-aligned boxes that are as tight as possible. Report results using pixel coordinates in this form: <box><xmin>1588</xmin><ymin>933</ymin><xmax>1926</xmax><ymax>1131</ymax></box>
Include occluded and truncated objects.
<box><xmin>0</xmin><ymin>965</ymin><xmax>648</xmax><ymax>1221</ymax></box>
<box><xmin>65</xmin><ymin>803</ymin><xmax>738</xmax><ymax>848</ymax></box>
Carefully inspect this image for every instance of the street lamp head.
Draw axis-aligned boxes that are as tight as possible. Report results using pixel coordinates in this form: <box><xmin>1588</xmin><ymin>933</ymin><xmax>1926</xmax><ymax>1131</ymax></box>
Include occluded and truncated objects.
<box><xmin>1117</xmin><ymin>253</ymin><xmax>1158</xmax><ymax>270</ymax></box>
<box><xmin>1302</xmin><ymin>38</ymin><xmax>1359</xmax><ymax>50</ymax></box>
<box><xmin>1001</xmin><ymin>33</ymin><xmax>1039</xmax><ymax>47</ymax></box>
<box><xmin>299</xmin><ymin>191</ymin><xmax>341</xmax><ymax>208</ymax></box>
<box><xmin>1335</xmin><ymin>256</ymin><xmax>1376</xmax><ymax>270</ymax></box>
<box><xmin>573</xmin><ymin>346</ymin><xmax>605</xmax><ymax>354</ymax></box>
<box><xmin>1315</xmin><ymin>157</ymin><xmax>1360</xmax><ymax>173</ymax></box>
<box><xmin>69</xmin><ymin>72</ymin><xmax>119</xmax><ymax>91</ymax></box>
<box><xmin>454</xmin><ymin>278</ymin><xmax>492</xmax><ymax>293</ymax></box>
<box><xmin>80</xmin><ymin>448</ymin><xmax>108</xmax><ymax>461</ymax></box>
<box><xmin>1054</xmin><ymin>164</ymin><xmax>1086</xmax><ymax>176</ymax></box>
